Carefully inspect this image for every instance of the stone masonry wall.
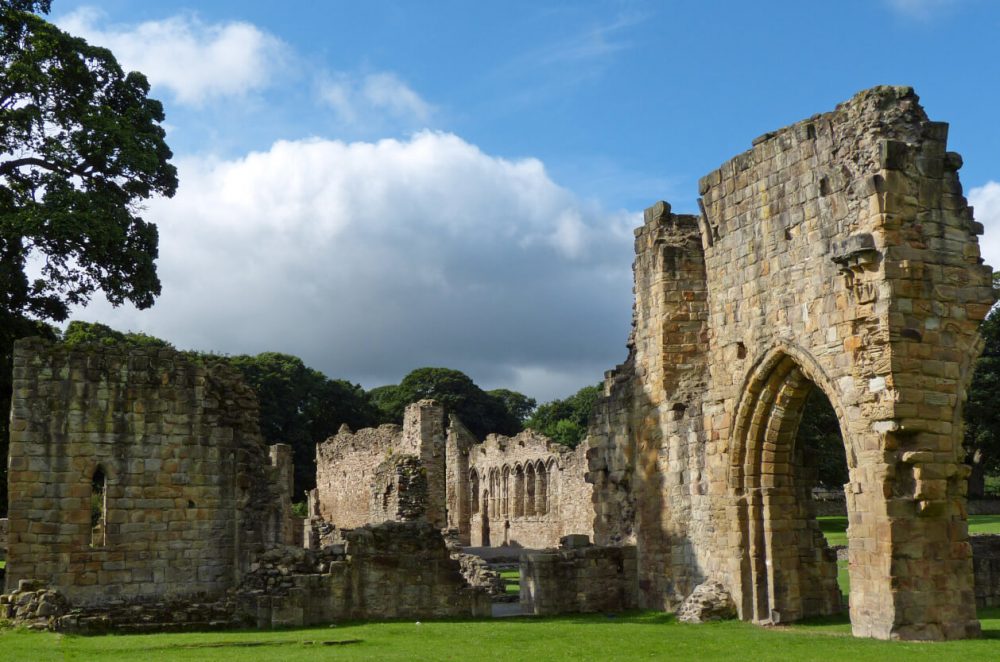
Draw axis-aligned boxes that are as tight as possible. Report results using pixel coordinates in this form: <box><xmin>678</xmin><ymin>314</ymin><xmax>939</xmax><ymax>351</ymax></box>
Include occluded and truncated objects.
<box><xmin>520</xmin><ymin>538</ymin><xmax>638</xmax><ymax>616</ymax></box>
<box><xmin>4</xmin><ymin>339</ymin><xmax>291</xmax><ymax>606</ymax></box>
<box><xmin>972</xmin><ymin>535</ymin><xmax>1000</xmax><ymax>608</ymax></box>
<box><xmin>240</xmin><ymin>521</ymin><xmax>490</xmax><ymax>627</ymax></box>
<box><xmin>468</xmin><ymin>431</ymin><xmax>593</xmax><ymax>548</ymax></box>
<box><xmin>586</xmin><ymin>87</ymin><xmax>995</xmax><ymax>641</ymax></box>
<box><xmin>315</xmin><ymin>400</ymin><xmax>447</xmax><ymax>530</ymax></box>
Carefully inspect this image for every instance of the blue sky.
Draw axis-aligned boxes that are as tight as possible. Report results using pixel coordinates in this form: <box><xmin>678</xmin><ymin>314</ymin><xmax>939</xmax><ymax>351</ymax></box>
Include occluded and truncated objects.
<box><xmin>50</xmin><ymin>0</ymin><xmax>1000</xmax><ymax>401</ymax></box>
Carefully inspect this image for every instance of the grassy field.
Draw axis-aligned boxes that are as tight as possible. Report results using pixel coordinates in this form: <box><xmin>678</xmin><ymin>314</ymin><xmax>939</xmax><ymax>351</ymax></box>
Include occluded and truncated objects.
<box><xmin>1</xmin><ymin>515</ymin><xmax>999</xmax><ymax>660</ymax></box>
<box><xmin>2</xmin><ymin>609</ymin><xmax>999</xmax><ymax>661</ymax></box>
<box><xmin>499</xmin><ymin>569</ymin><xmax>520</xmax><ymax>596</ymax></box>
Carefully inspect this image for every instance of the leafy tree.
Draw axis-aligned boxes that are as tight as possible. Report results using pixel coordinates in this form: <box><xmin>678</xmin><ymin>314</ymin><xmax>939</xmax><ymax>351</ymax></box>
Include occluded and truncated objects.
<box><xmin>0</xmin><ymin>2</ymin><xmax>177</xmax><ymax>323</ymax></box>
<box><xmin>965</xmin><ymin>300</ymin><xmax>1000</xmax><ymax>497</ymax></box>
<box><xmin>0</xmin><ymin>2</ymin><xmax>175</xmax><ymax>514</ymax></box>
<box><xmin>487</xmin><ymin>388</ymin><xmax>537</xmax><ymax>424</ymax></box>
<box><xmin>526</xmin><ymin>383</ymin><xmax>602</xmax><ymax>448</ymax></box>
<box><xmin>797</xmin><ymin>388</ymin><xmax>849</xmax><ymax>489</ymax></box>
<box><xmin>61</xmin><ymin>319</ymin><xmax>173</xmax><ymax>349</ymax></box>
<box><xmin>370</xmin><ymin>367</ymin><xmax>526</xmax><ymax>439</ymax></box>
<box><xmin>226</xmin><ymin>352</ymin><xmax>380</xmax><ymax>497</ymax></box>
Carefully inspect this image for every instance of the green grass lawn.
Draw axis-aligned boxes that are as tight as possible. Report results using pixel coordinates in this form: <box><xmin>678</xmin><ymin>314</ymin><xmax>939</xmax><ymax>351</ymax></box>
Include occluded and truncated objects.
<box><xmin>2</xmin><ymin>609</ymin><xmax>1000</xmax><ymax>661</ymax></box>
<box><xmin>818</xmin><ymin>514</ymin><xmax>1000</xmax><ymax>549</ymax></box>
<box><xmin>500</xmin><ymin>569</ymin><xmax>520</xmax><ymax>596</ymax></box>
<box><xmin>1</xmin><ymin>515</ymin><xmax>997</xmax><ymax>660</ymax></box>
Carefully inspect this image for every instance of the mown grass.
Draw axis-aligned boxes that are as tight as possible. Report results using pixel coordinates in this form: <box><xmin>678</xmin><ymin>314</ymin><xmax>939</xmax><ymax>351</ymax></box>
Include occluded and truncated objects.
<box><xmin>1</xmin><ymin>514</ymin><xmax>997</xmax><ymax>660</ymax></box>
<box><xmin>500</xmin><ymin>569</ymin><xmax>520</xmax><ymax>595</ymax></box>
<box><xmin>2</xmin><ymin>609</ymin><xmax>1000</xmax><ymax>661</ymax></box>
<box><xmin>818</xmin><ymin>514</ymin><xmax>1000</xmax><ymax>548</ymax></box>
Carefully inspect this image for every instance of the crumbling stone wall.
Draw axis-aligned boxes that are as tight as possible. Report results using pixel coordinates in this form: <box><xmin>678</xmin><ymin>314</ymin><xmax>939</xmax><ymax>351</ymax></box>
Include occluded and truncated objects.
<box><xmin>315</xmin><ymin>402</ymin><xmax>593</xmax><ymax>549</ymax></box>
<box><xmin>520</xmin><ymin>536</ymin><xmax>638</xmax><ymax>615</ymax></box>
<box><xmin>587</xmin><ymin>87</ymin><xmax>995</xmax><ymax>641</ymax></box>
<box><xmin>314</xmin><ymin>401</ymin><xmax>446</xmax><ymax>530</ymax></box>
<box><xmin>972</xmin><ymin>535</ymin><xmax>1000</xmax><ymax>609</ymax></box>
<box><xmin>239</xmin><ymin>521</ymin><xmax>490</xmax><ymax>627</ymax></box>
<box><xmin>467</xmin><ymin>431</ymin><xmax>593</xmax><ymax>548</ymax></box>
<box><xmin>4</xmin><ymin>339</ymin><xmax>295</xmax><ymax>606</ymax></box>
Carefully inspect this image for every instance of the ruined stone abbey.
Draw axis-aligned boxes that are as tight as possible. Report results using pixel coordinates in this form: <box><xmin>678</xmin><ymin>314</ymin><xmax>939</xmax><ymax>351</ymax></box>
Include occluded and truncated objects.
<box><xmin>2</xmin><ymin>86</ymin><xmax>997</xmax><ymax>641</ymax></box>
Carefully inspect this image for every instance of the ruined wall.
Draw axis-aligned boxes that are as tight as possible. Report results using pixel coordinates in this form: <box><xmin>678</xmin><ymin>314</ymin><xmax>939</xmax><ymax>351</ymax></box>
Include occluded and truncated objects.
<box><xmin>520</xmin><ymin>537</ymin><xmax>638</xmax><ymax>615</ymax></box>
<box><xmin>240</xmin><ymin>521</ymin><xmax>490</xmax><ymax>627</ymax></box>
<box><xmin>445</xmin><ymin>416</ymin><xmax>476</xmax><ymax>544</ymax></box>
<box><xmin>587</xmin><ymin>86</ymin><xmax>995</xmax><ymax>641</ymax></box>
<box><xmin>4</xmin><ymin>339</ymin><xmax>291</xmax><ymax>606</ymax></box>
<box><xmin>972</xmin><ymin>535</ymin><xmax>1000</xmax><ymax>608</ymax></box>
<box><xmin>314</xmin><ymin>400</ymin><xmax>447</xmax><ymax>530</ymax></box>
<box><xmin>468</xmin><ymin>431</ymin><xmax>593</xmax><ymax>548</ymax></box>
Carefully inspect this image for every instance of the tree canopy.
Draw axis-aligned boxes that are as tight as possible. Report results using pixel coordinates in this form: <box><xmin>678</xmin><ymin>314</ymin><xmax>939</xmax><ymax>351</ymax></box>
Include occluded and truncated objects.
<box><xmin>370</xmin><ymin>367</ymin><xmax>531</xmax><ymax>440</ymax></box>
<box><xmin>0</xmin><ymin>2</ymin><xmax>176</xmax><ymax>323</ymax></box>
<box><xmin>525</xmin><ymin>383</ymin><xmax>602</xmax><ymax>448</ymax></box>
<box><xmin>226</xmin><ymin>352</ymin><xmax>381</xmax><ymax>498</ymax></box>
<box><xmin>965</xmin><ymin>295</ymin><xmax>1000</xmax><ymax>496</ymax></box>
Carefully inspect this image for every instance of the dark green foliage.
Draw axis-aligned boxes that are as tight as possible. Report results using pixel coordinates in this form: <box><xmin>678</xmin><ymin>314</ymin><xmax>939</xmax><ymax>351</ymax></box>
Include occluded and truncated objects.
<box><xmin>225</xmin><ymin>352</ymin><xmax>381</xmax><ymax>498</ymax></box>
<box><xmin>525</xmin><ymin>384</ymin><xmax>602</xmax><ymax>448</ymax></box>
<box><xmin>0</xmin><ymin>5</ymin><xmax>177</xmax><ymax>323</ymax></box>
<box><xmin>965</xmin><ymin>304</ymin><xmax>1000</xmax><ymax>496</ymax></box>
<box><xmin>797</xmin><ymin>387</ymin><xmax>849</xmax><ymax>489</ymax></box>
<box><xmin>61</xmin><ymin>319</ymin><xmax>173</xmax><ymax>349</ymax></box>
<box><xmin>486</xmin><ymin>388</ymin><xmax>537</xmax><ymax>423</ymax></box>
<box><xmin>369</xmin><ymin>367</ymin><xmax>527</xmax><ymax>440</ymax></box>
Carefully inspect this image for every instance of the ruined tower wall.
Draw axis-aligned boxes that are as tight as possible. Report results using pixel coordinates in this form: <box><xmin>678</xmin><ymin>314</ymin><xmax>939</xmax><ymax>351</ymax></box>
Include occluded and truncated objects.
<box><xmin>315</xmin><ymin>401</ymin><xmax>447</xmax><ymax>530</ymax></box>
<box><xmin>587</xmin><ymin>86</ymin><xmax>995</xmax><ymax>641</ymax></box>
<box><xmin>4</xmin><ymin>339</ymin><xmax>288</xmax><ymax>605</ymax></box>
<box><xmin>315</xmin><ymin>424</ymin><xmax>404</xmax><ymax>529</ymax></box>
<box><xmin>445</xmin><ymin>416</ymin><xmax>475</xmax><ymax>544</ymax></box>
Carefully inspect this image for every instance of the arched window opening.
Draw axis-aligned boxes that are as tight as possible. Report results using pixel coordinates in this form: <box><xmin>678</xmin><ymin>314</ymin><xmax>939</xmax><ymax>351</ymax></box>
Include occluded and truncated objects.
<box><xmin>470</xmin><ymin>470</ymin><xmax>480</xmax><ymax>515</ymax></box>
<box><xmin>536</xmin><ymin>462</ymin><xmax>548</xmax><ymax>515</ymax></box>
<box><xmin>502</xmin><ymin>466</ymin><xmax>510</xmax><ymax>516</ymax></box>
<box><xmin>90</xmin><ymin>467</ymin><xmax>107</xmax><ymax>548</ymax></box>
<box><xmin>513</xmin><ymin>466</ymin><xmax>525</xmax><ymax>517</ymax></box>
<box><xmin>525</xmin><ymin>464</ymin><xmax>536</xmax><ymax>516</ymax></box>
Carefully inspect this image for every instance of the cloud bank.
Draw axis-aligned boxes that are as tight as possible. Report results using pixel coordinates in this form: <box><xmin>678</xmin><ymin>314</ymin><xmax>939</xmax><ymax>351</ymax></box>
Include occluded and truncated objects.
<box><xmin>970</xmin><ymin>181</ymin><xmax>1000</xmax><ymax>272</ymax></box>
<box><xmin>58</xmin><ymin>8</ymin><xmax>287</xmax><ymax>105</ymax></box>
<box><xmin>78</xmin><ymin>133</ymin><xmax>638</xmax><ymax>401</ymax></box>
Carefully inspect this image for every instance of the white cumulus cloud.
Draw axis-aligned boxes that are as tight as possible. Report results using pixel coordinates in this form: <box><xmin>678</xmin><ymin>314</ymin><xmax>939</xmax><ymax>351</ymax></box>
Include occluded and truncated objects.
<box><xmin>57</xmin><ymin>8</ymin><xmax>287</xmax><ymax>106</ymax></box>
<box><xmin>885</xmin><ymin>0</ymin><xmax>959</xmax><ymax>19</ymax></box>
<box><xmin>970</xmin><ymin>181</ymin><xmax>1000</xmax><ymax>272</ymax></box>
<box><xmin>76</xmin><ymin>132</ymin><xmax>638</xmax><ymax>401</ymax></box>
<box><xmin>319</xmin><ymin>71</ymin><xmax>433</xmax><ymax>128</ymax></box>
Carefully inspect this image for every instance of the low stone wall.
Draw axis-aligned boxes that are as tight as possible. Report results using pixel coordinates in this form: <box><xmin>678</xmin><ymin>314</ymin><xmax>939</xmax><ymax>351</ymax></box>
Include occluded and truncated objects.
<box><xmin>969</xmin><ymin>500</ymin><xmax>1000</xmax><ymax>516</ymax></box>
<box><xmin>240</xmin><ymin>521</ymin><xmax>491</xmax><ymax>628</ymax></box>
<box><xmin>972</xmin><ymin>535</ymin><xmax>1000</xmax><ymax>608</ymax></box>
<box><xmin>520</xmin><ymin>536</ymin><xmax>638</xmax><ymax>616</ymax></box>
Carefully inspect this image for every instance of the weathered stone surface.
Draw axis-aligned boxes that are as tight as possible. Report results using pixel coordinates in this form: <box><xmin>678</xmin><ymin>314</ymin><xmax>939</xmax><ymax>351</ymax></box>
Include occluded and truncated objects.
<box><xmin>520</xmin><ymin>540</ymin><xmax>637</xmax><ymax>616</ymax></box>
<box><xmin>587</xmin><ymin>86</ymin><xmax>994</xmax><ymax>641</ymax></box>
<box><xmin>237</xmin><ymin>521</ymin><xmax>491</xmax><ymax>627</ymax></box>
<box><xmin>314</xmin><ymin>400</ymin><xmax>594</xmax><ymax>549</ymax></box>
<box><xmin>465</xmin><ymin>430</ymin><xmax>594</xmax><ymax>548</ymax></box>
<box><xmin>972</xmin><ymin>535</ymin><xmax>1000</xmax><ymax>608</ymax></box>
<box><xmin>677</xmin><ymin>580</ymin><xmax>737</xmax><ymax>624</ymax></box>
<box><xmin>315</xmin><ymin>400</ymin><xmax>447</xmax><ymax>530</ymax></box>
<box><xmin>3</xmin><ymin>340</ymin><xmax>295</xmax><ymax>606</ymax></box>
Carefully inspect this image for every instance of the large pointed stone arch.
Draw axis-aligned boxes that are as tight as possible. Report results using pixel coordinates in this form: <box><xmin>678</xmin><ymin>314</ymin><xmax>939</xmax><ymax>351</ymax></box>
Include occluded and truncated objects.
<box><xmin>729</xmin><ymin>345</ymin><xmax>849</xmax><ymax>624</ymax></box>
<box><xmin>586</xmin><ymin>86</ymin><xmax>994</xmax><ymax>641</ymax></box>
